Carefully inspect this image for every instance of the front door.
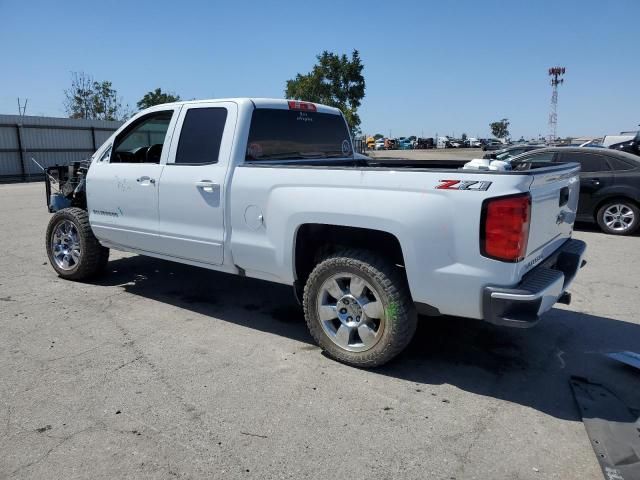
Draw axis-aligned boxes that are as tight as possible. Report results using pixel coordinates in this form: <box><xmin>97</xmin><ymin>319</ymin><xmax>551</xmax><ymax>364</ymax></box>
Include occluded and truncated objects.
<box><xmin>156</xmin><ymin>102</ymin><xmax>237</xmax><ymax>265</ymax></box>
<box><xmin>87</xmin><ymin>108</ymin><xmax>180</xmax><ymax>252</ymax></box>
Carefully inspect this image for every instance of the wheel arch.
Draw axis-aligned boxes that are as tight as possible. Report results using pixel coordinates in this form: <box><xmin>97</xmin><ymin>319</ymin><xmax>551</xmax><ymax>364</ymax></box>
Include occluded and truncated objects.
<box><xmin>594</xmin><ymin>194</ymin><xmax>639</xmax><ymax>218</ymax></box>
<box><xmin>292</xmin><ymin>224</ymin><xmax>407</xmax><ymax>296</ymax></box>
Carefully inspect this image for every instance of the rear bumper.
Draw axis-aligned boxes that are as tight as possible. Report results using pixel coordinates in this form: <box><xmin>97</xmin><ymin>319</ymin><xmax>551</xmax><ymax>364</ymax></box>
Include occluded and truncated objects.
<box><xmin>482</xmin><ymin>239</ymin><xmax>586</xmax><ymax>328</ymax></box>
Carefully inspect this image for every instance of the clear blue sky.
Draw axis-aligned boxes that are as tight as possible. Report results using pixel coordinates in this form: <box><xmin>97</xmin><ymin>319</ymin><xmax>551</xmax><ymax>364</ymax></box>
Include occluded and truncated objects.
<box><xmin>1</xmin><ymin>0</ymin><xmax>638</xmax><ymax>139</ymax></box>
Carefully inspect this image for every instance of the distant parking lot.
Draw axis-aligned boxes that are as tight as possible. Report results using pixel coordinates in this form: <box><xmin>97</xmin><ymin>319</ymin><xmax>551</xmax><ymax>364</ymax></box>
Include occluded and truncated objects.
<box><xmin>368</xmin><ymin>148</ymin><xmax>484</xmax><ymax>160</ymax></box>
<box><xmin>1</xmin><ymin>182</ymin><xmax>639</xmax><ymax>479</ymax></box>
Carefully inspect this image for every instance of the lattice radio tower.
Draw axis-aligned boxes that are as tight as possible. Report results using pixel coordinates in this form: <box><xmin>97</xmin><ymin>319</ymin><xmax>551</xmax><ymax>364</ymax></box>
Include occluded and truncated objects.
<box><xmin>548</xmin><ymin>67</ymin><xmax>565</xmax><ymax>143</ymax></box>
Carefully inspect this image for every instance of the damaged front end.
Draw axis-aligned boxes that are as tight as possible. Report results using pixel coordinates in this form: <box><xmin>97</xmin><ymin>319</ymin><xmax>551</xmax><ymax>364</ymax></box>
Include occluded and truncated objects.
<box><xmin>44</xmin><ymin>160</ymin><xmax>90</xmax><ymax>212</ymax></box>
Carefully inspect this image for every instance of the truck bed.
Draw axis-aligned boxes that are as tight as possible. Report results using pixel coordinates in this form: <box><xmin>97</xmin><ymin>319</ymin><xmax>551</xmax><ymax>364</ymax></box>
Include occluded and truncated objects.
<box><xmin>242</xmin><ymin>156</ymin><xmax>563</xmax><ymax>174</ymax></box>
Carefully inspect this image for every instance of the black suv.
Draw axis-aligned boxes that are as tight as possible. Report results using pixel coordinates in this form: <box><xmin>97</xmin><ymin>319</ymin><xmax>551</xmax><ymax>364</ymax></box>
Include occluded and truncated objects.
<box><xmin>607</xmin><ymin>131</ymin><xmax>640</xmax><ymax>156</ymax></box>
<box><xmin>512</xmin><ymin>147</ymin><xmax>640</xmax><ymax>235</ymax></box>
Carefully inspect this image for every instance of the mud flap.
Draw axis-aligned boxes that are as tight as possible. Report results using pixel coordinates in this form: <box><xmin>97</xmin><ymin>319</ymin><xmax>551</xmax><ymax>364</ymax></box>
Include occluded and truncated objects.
<box><xmin>570</xmin><ymin>376</ymin><xmax>640</xmax><ymax>480</ymax></box>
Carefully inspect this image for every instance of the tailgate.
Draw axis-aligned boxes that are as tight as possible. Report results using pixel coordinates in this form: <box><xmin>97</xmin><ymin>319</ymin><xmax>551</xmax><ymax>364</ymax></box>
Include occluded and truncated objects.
<box><xmin>520</xmin><ymin>164</ymin><xmax>580</xmax><ymax>273</ymax></box>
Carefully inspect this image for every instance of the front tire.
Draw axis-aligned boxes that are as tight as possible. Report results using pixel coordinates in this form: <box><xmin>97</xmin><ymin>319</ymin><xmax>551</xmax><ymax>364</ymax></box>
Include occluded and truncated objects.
<box><xmin>303</xmin><ymin>250</ymin><xmax>417</xmax><ymax>368</ymax></box>
<box><xmin>46</xmin><ymin>208</ymin><xmax>109</xmax><ymax>280</ymax></box>
<box><xmin>596</xmin><ymin>200</ymin><xmax>639</xmax><ymax>235</ymax></box>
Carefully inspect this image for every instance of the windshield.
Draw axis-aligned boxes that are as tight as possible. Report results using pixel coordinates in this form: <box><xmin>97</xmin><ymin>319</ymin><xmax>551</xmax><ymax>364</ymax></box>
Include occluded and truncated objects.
<box><xmin>496</xmin><ymin>149</ymin><xmax>521</xmax><ymax>160</ymax></box>
<box><xmin>246</xmin><ymin>108</ymin><xmax>353</xmax><ymax>161</ymax></box>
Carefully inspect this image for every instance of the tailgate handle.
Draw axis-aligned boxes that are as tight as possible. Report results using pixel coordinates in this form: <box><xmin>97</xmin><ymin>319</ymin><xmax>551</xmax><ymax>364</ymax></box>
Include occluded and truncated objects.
<box><xmin>559</xmin><ymin>187</ymin><xmax>569</xmax><ymax>207</ymax></box>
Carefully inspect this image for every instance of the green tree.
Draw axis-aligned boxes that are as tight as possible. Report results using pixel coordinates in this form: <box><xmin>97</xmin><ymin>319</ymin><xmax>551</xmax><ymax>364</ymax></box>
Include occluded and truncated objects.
<box><xmin>490</xmin><ymin>119</ymin><xmax>510</xmax><ymax>139</ymax></box>
<box><xmin>374</xmin><ymin>133</ymin><xmax>384</xmax><ymax>139</ymax></box>
<box><xmin>285</xmin><ymin>50</ymin><xmax>365</xmax><ymax>133</ymax></box>
<box><xmin>137</xmin><ymin>88</ymin><xmax>181</xmax><ymax>110</ymax></box>
<box><xmin>92</xmin><ymin>81</ymin><xmax>124</xmax><ymax>121</ymax></box>
<box><xmin>64</xmin><ymin>72</ymin><xmax>95</xmax><ymax>119</ymax></box>
<box><xmin>461</xmin><ymin>133</ymin><xmax>468</xmax><ymax>141</ymax></box>
<box><xmin>64</xmin><ymin>72</ymin><xmax>129</xmax><ymax>120</ymax></box>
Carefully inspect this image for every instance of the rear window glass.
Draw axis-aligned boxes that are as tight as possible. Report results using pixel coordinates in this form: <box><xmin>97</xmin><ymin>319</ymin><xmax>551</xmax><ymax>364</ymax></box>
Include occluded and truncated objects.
<box><xmin>561</xmin><ymin>152</ymin><xmax>610</xmax><ymax>172</ymax></box>
<box><xmin>607</xmin><ymin>156</ymin><xmax>636</xmax><ymax>171</ymax></box>
<box><xmin>246</xmin><ymin>109</ymin><xmax>352</xmax><ymax>161</ymax></box>
<box><xmin>519</xmin><ymin>151</ymin><xmax>555</xmax><ymax>163</ymax></box>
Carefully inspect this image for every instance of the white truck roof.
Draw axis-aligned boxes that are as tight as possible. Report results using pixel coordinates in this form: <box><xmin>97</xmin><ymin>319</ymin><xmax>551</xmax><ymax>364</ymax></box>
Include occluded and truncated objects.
<box><xmin>149</xmin><ymin>98</ymin><xmax>342</xmax><ymax>115</ymax></box>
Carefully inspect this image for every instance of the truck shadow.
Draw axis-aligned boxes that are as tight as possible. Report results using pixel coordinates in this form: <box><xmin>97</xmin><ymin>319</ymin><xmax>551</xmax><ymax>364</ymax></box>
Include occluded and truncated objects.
<box><xmin>94</xmin><ymin>254</ymin><xmax>640</xmax><ymax>423</ymax></box>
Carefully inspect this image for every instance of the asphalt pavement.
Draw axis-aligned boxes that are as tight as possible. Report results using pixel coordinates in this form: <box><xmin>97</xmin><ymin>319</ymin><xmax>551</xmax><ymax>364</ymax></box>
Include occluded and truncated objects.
<box><xmin>1</xmin><ymin>182</ymin><xmax>639</xmax><ymax>480</ymax></box>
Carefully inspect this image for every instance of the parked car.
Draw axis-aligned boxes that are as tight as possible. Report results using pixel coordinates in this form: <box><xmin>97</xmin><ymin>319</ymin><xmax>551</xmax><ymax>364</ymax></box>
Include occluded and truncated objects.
<box><xmin>511</xmin><ymin>147</ymin><xmax>640</xmax><ymax>235</ymax></box>
<box><xmin>366</xmin><ymin>136</ymin><xmax>376</xmax><ymax>150</ymax></box>
<box><xmin>415</xmin><ymin>137</ymin><xmax>435</xmax><ymax>149</ymax></box>
<box><xmin>384</xmin><ymin>138</ymin><xmax>397</xmax><ymax>150</ymax></box>
<box><xmin>397</xmin><ymin>137</ymin><xmax>413</xmax><ymax>150</ymax></box>
<box><xmin>43</xmin><ymin>98</ymin><xmax>586</xmax><ymax>368</ymax></box>
<box><xmin>465</xmin><ymin>137</ymin><xmax>482</xmax><ymax>148</ymax></box>
<box><xmin>603</xmin><ymin>131</ymin><xmax>640</xmax><ymax>157</ymax></box>
<box><xmin>374</xmin><ymin>138</ymin><xmax>385</xmax><ymax>150</ymax></box>
<box><xmin>482</xmin><ymin>139</ymin><xmax>505</xmax><ymax>151</ymax></box>
<box><xmin>436</xmin><ymin>136</ymin><xmax>453</xmax><ymax>149</ymax></box>
<box><xmin>483</xmin><ymin>144</ymin><xmax>543</xmax><ymax>161</ymax></box>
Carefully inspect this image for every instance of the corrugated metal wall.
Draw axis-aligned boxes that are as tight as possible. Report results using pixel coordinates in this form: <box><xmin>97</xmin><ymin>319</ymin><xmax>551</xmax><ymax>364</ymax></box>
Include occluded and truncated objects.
<box><xmin>0</xmin><ymin>114</ymin><xmax>122</xmax><ymax>181</ymax></box>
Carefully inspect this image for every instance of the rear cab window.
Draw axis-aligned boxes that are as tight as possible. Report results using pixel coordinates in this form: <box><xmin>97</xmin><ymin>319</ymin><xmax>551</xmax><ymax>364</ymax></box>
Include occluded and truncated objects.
<box><xmin>245</xmin><ymin>106</ymin><xmax>353</xmax><ymax>161</ymax></box>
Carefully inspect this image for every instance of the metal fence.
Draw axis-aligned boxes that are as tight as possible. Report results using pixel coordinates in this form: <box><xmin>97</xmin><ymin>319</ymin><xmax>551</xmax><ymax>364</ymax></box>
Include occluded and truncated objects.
<box><xmin>0</xmin><ymin>114</ymin><xmax>123</xmax><ymax>182</ymax></box>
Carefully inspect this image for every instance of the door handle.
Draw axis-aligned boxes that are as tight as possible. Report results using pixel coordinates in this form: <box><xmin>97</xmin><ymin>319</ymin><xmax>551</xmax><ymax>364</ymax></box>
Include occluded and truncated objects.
<box><xmin>196</xmin><ymin>181</ymin><xmax>219</xmax><ymax>193</ymax></box>
<box><xmin>590</xmin><ymin>178</ymin><xmax>600</xmax><ymax>186</ymax></box>
<box><xmin>559</xmin><ymin>186</ymin><xmax>569</xmax><ymax>207</ymax></box>
<box><xmin>136</xmin><ymin>176</ymin><xmax>155</xmax><ymax>185</ymax></box>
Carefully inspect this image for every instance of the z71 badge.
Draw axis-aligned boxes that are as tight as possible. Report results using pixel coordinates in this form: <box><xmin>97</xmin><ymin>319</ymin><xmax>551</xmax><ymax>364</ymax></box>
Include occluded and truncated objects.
<box><xmin>436</xmin><ymin>180</ymin><xmax>492</xmax><ymax>191</ymax></box>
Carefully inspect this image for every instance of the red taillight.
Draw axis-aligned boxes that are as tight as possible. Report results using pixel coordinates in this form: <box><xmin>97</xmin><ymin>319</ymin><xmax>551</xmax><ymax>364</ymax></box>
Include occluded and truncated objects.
<box><xmin>481</xmin><ymin>193</ymin><xmax>531</xmax><ymax>262</ymax></box>
<box><xmin>288</xmin><ymin>100</ymin><xmax>317</xmax><ymax>112</ymax></box>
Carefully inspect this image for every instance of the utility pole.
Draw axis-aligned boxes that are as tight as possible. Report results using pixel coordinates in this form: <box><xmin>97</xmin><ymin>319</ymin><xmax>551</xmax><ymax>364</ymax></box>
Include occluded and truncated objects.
<box><xmin>17</xmin><ymin>98</ymin><xmax>28</xmax><ymax>116</ymax></box>
<box><xmin>548</xmin><ymin>67</ymin><xmax>565</xmax><ymax>144</ymax></box>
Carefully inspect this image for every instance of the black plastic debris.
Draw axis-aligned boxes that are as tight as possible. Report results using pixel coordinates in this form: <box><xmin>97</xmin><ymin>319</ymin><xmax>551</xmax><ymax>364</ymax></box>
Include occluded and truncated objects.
<box><xmin>607</xmin><ymin>352</ymin><xmax>640</xmax><ymax>371</ymax></box>
<box><xmin>570</xmin><ymin>376</ymin><xmax>640</xmax><ymax>480</ymax></box>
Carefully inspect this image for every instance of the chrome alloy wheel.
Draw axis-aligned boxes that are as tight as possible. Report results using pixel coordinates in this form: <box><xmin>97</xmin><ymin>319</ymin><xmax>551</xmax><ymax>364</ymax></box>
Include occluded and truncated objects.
<box><xmin>316</xmin><ymin>273</ymin><xmax>385</xmax><ymax>352</ymax></box>
<box><xmin>51</xmin><ymin>220</ymin><xmax>81</xmax><ymax>270</ymax></box>
<box><xmin>603</xmin><ymin>204</ymin><xmax>635</xmax><ymax>232</ymax></box>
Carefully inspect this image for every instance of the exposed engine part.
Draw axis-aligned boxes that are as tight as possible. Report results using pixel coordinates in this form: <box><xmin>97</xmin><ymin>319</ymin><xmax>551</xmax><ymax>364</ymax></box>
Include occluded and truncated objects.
<box><xmin>45</xmin><ymin>160</ymin><xmax>90</xmax><ymax>212</ymax></box>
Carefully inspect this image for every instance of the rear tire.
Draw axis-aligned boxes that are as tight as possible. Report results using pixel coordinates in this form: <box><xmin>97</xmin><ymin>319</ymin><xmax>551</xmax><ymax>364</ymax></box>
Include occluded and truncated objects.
<box><xmin>303</xmin><ymin>249</ymin><xmax>417</xmax><ymax>368</ymax></box>
<box><xmin>46</xmin><ymin>208</ymin><xmax>109</xmax><ymax>280</ymax></box>
<box><xmin>596</xmin><ymin>199</ymin><xmax>639</xmax><ymax>235</ymax></box>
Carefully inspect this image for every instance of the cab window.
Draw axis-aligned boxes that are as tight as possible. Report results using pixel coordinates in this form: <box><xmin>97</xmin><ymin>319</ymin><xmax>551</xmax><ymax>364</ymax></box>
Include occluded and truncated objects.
<box><xmin>174</xmin><ymin>108</ymin><xmax>227</xmax><ymax>165</ymax></box>
<box><xmin>560</xmin><ymin>152</ymin><xmax>611</xmax><ymax>172</ymax></box>
<box><xmin>520</xmin><ymin>151</ymin><xmax>556</xmax><ymax>163</ymax></box>
<box><xmin>607</xmin><ymin>157</ymin><xmax>636</xmax><ymax>171</ymax></box>
<box><xmin>111</xmin><ymin>111</ymin><xmax>173</xmax><ymax>164</ymax></box>
<box><xmin>246</xmin><ymin>108</ymin><xmax>352</xmax><ymax>161</ymax></box>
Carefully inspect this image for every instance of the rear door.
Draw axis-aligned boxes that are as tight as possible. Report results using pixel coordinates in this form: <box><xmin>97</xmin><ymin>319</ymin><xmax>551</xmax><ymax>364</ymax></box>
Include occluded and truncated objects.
<box><xmin>556</xmin><ymin>151</ymin><xmax>614</xmax><ymax>216</ymax></box>
<box><xmin>87</xmin><ymin>108</ymin><xmax>179</xmax><ymax>252</ymax></box>
<box><xmin>156</xmin><ymin>101</ymin><xmax>237</xmax><ymax>265</ymax></box>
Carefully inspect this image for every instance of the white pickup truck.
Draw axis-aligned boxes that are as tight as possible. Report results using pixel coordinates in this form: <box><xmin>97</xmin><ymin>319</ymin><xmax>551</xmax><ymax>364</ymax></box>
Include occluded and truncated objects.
<box><xmin>44</xmin><ymin>98</ymin><xmax>586</xmax><ymax>367</ymax></box>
